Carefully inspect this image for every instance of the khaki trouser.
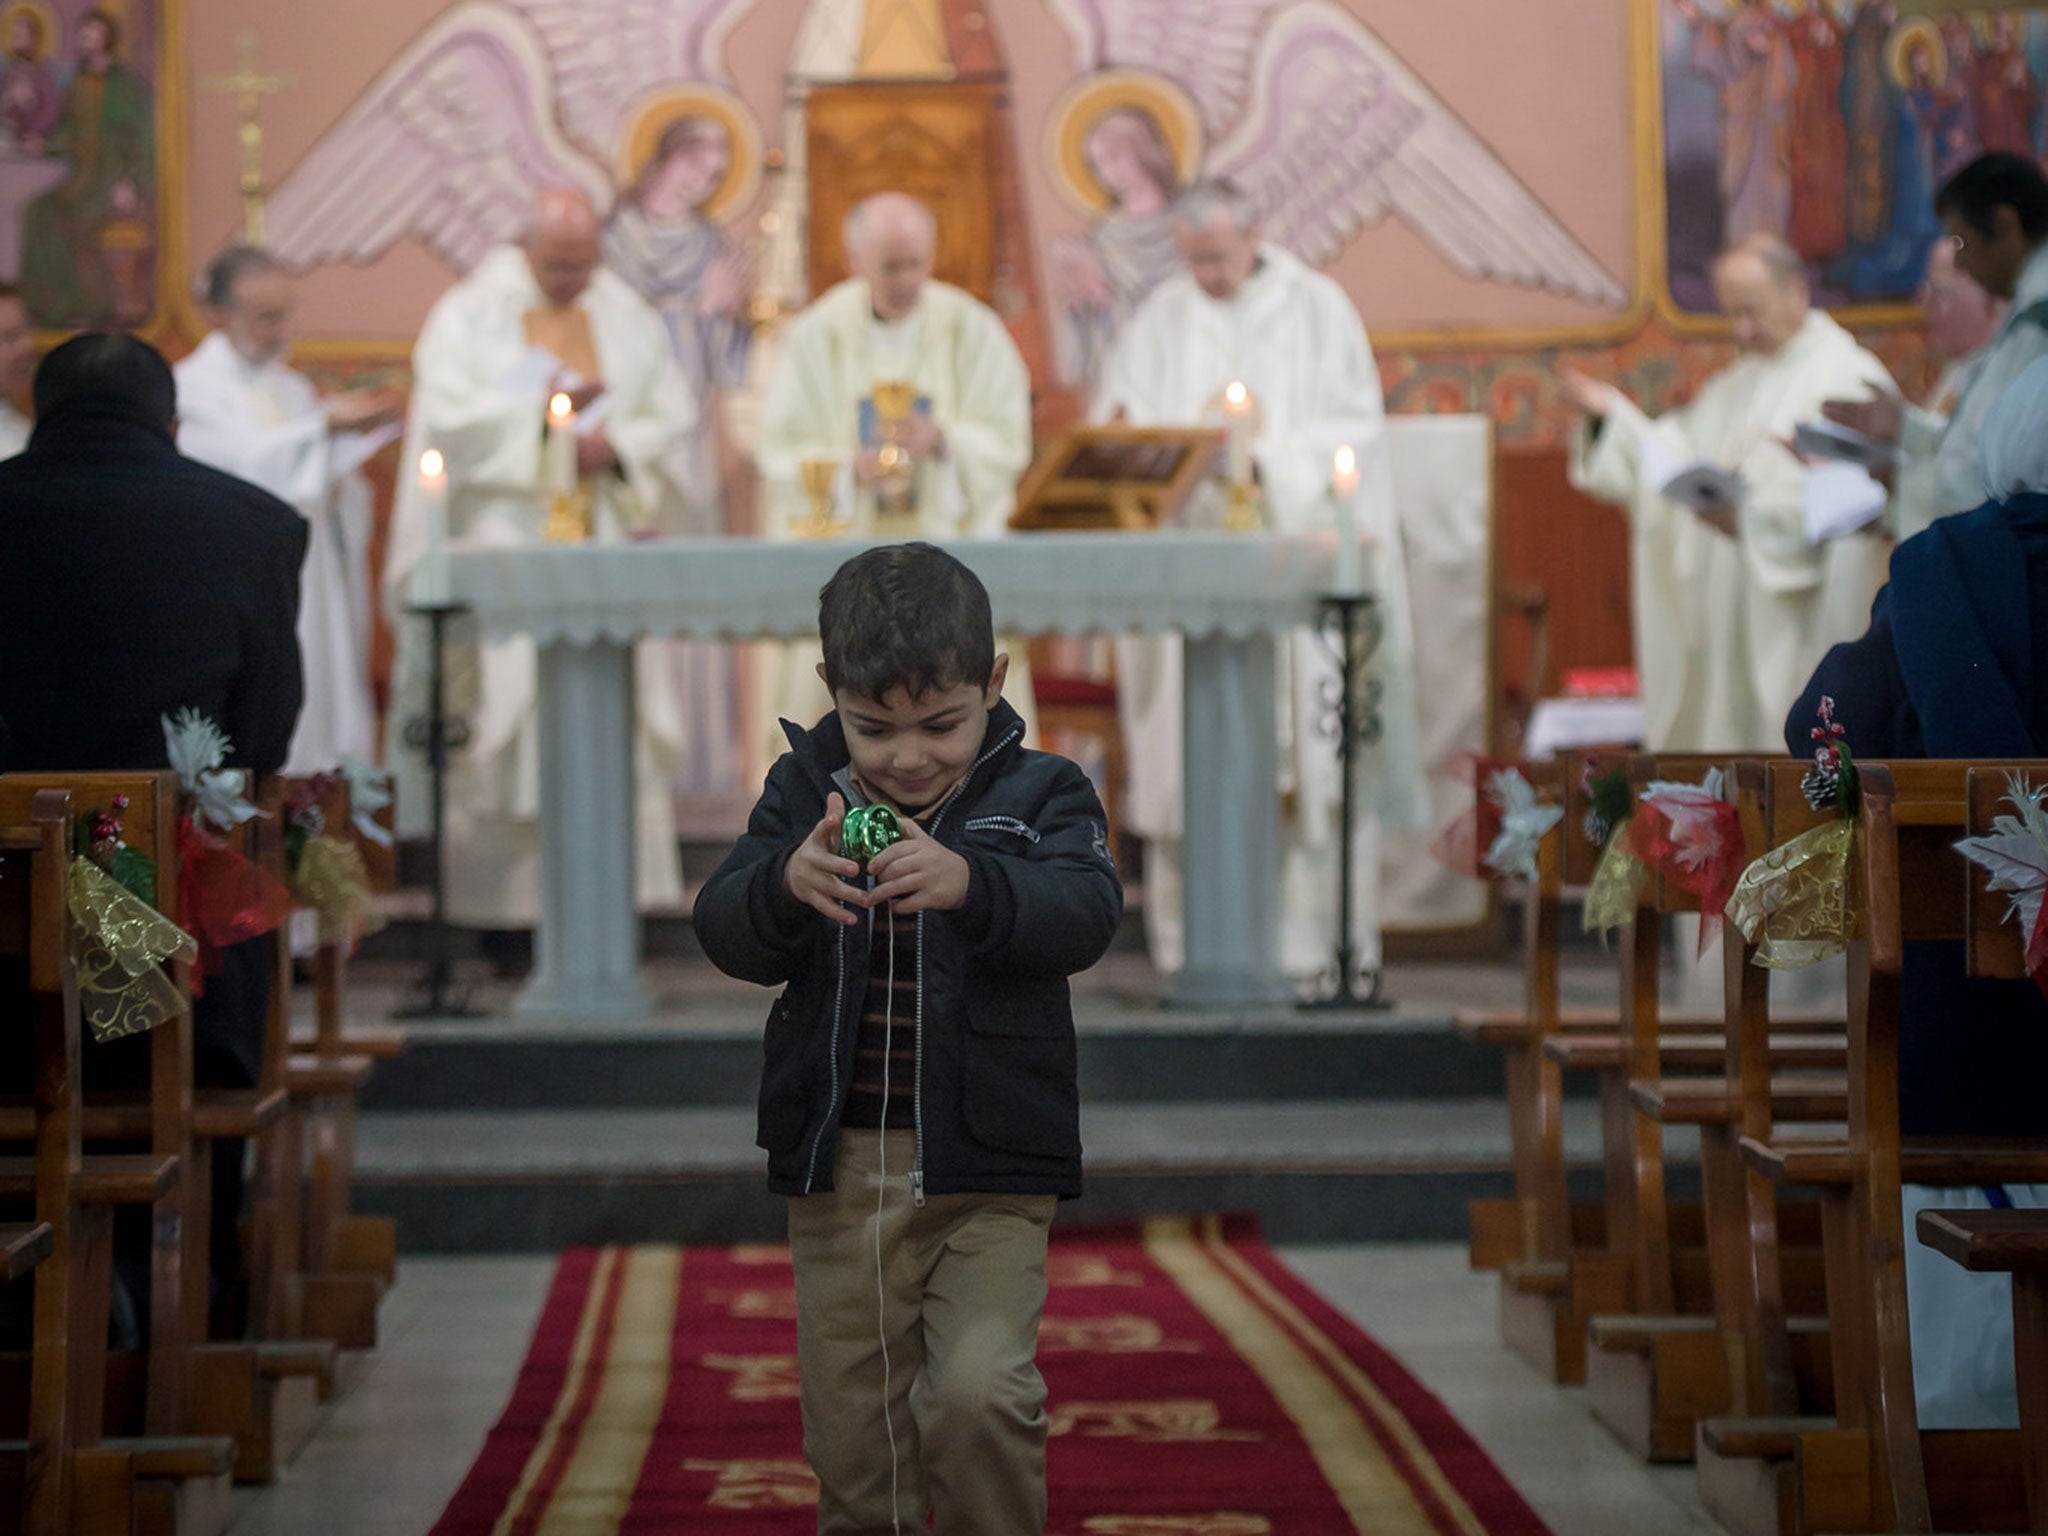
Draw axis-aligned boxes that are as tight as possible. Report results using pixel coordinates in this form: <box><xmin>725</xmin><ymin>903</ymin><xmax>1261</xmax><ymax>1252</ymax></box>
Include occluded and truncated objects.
<box><xmin>788</xmin><ymin>1128</ymin><xmax>1057</xmax><ymax>1535</ymax></box>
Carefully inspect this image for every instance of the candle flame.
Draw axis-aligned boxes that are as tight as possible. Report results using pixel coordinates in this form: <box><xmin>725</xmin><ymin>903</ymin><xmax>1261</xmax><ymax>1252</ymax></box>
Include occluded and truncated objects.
<box><xmin>1223</xmin><ymin>380</ymin><xmax>1249</xmax><ymax>409</ymax></box>
<box><xmin>419</xmin><ymin>448</ymin><xmax>445</xmax><ymax>478</ymax></box>
<box><xmin>548</xmin><ymin>392</ymin><xmax>574</xmax><ymax>422</ymax></box>
<box><xmin>1333</xmin><ymin>444</ymin><xmax>1356</xmax><ymax>476</ymax></box>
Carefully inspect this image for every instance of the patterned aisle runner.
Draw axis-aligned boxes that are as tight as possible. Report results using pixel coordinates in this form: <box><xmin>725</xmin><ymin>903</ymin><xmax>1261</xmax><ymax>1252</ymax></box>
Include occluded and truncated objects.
<box><xmin>430</xmin><ymin>1215</ymin><xmax>1553</xmax><ymax>1534</ymax></box>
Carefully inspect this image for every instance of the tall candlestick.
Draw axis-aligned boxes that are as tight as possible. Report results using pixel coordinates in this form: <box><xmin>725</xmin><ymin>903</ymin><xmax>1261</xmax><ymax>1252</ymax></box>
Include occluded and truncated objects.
<box><xmin>546</xmin><ymin>392</ymin><xmax>577</xmax><ymax>497</ymax></box>
<box><xmin>414</xmin><ymin>448</ymin><xmax>451</xmax><ymax>606</ymax></box>
<box><xmin>1331</xmin><ymin>444</ymin><xmax>1363</xmax><ymax>595</ymax></box>
<box><xmin>1222</xmin><ymin>379</ymin><xmax>1255</xmax><ymax>485</ymax></box>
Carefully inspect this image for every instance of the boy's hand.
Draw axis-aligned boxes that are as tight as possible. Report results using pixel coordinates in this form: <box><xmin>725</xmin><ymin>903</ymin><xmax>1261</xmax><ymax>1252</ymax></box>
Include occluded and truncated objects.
<box><xmin>784</xmin><ymin>793</ymin><xmax>865</xmax><ymax>926</ymax></box>
<box><xmin>865</xmin><ymin>817</ymin><xmax>970</xmax><ymax>915</ymax></box>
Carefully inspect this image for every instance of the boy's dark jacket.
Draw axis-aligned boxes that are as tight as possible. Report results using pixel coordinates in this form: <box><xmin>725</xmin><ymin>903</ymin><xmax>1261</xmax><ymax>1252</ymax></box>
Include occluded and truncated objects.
<box><xmin>696</xmin><ymin>699</ymin><xmax>1122</xmax><ymax>1200</ymax></box>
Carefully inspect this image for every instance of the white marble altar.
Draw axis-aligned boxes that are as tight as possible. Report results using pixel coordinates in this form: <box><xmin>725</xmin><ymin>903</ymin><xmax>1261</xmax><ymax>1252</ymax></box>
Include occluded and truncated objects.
<box><xmin>445</xmin><ymin>533</ymin><xmax>1337</xmax><ymax>1016</ymax></box>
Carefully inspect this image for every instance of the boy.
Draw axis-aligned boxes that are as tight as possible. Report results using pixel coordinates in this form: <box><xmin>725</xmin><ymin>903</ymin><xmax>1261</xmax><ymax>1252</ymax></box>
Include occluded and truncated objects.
<box><xmin>696</xmin><ymin>542</ymin><xmax>1123</xmax><ymax>1535</ymax></box>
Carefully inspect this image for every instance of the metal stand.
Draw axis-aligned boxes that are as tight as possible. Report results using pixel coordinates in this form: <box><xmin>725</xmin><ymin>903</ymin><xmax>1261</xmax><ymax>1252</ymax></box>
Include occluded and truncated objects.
<box><xmin>393</xmin><ymin>601</ymin><xmax>484</xmax><ymax>1020</ymax></box>
<box><xmin>1300</xmin><ymin>591</ymin><xmax>1395</xmax><ymax>1012</ymax></box>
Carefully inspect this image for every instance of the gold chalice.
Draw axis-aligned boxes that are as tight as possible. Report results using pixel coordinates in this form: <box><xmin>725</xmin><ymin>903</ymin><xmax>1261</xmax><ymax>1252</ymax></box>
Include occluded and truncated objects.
<box><xmin>872</xmin><ymin>379</ymin><xmax>918</xmax><ymax>438</ymax></box>
<box><xmin>796</xmin><ymin>457</ymin><xmax>842</xmax><ymax>539</ymax></box>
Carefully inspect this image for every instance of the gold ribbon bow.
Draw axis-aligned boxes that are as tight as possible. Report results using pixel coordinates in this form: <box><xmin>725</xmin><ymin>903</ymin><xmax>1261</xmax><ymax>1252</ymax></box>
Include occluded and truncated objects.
<box><xmin>291</xmin><ymin>835</ymin><xmax>381</xmax><ymax>946</ymax></box>
<box><xmin>1581</xmin><ymin>822</ymin><xmax>1648</xmax><ymax>937</ymax></box>
<box><xmin>1725</xmin><ymin>820</ymin><xmax>1857</xmax><ymax>970</ymax></box>
<box><xmin>67</xmin><ymin>858</ymin><xmax>197</xmax><ymax>1043</ymax></box>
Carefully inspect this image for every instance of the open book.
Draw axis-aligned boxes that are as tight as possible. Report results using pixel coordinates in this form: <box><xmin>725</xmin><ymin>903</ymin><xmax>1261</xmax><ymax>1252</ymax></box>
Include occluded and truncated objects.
<box><xmin>1641</xmin><ymin>435</ymin><xmax>1744</xmax><ymax>513</ymax></box>
<box><xmin>1793</xmin><ymin>417</ymin><xmax>1898</xmax><ymax>472</ymax></box>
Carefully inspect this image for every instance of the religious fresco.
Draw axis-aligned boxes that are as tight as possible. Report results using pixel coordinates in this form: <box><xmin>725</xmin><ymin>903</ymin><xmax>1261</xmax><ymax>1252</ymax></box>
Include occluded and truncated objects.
<box><xmin>0</xmin><ymin>0</ymin><xmax>157</xmax><ymax>328</ymax></box>
<box><xmin>1661</xmin><ymin>0</ymin><xmax>2048</xmax><ymax>316</ymax></box>
<box><xmin>1039</xmin><ymin>0</ymin><xmax>1630</xmax><ymax>387</ymax></box>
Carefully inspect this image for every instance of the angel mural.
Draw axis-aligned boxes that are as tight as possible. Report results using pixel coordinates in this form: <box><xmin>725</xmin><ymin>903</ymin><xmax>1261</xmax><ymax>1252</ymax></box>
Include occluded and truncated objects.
<box><xmin>1043</xmin><ymin>0</ymin><xmax>1628</xmax><ymax>389</ymax></box>
<box><xmin>266</xmin><ymin>0</ymin><xmax>764</xmax><ymax>521</ymax></box>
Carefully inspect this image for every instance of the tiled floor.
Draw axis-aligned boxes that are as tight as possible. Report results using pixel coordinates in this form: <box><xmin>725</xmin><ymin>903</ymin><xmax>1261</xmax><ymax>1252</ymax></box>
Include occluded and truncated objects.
<box><xmin>221</xmin><ymin>1243</ymin><xmax>1721</xmax><ymax>1536</ymax></box>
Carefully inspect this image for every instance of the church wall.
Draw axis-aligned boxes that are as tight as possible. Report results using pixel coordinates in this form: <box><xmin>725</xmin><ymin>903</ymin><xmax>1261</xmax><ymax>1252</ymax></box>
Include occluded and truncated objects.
<box><xmin>148</xmin><ymin>0</ymin><xmax>1943</xmax><ymax>447</ymax></box>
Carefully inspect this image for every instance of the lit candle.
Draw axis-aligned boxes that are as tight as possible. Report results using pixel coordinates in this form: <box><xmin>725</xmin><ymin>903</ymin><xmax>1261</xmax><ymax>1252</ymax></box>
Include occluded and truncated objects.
<box><xmin>1222</xmin><ymin>379</ymin><xmax>1253</xmax><ymax>484</ymax></box>
<box><xmin>413</xmin><ymin>448</ymin><xmax>451</xmax><ymax>606</ymax></box>
<box><xmin>1331</xmin><ymin>444</ymin><xmax>1363</xmax><ymax>595</ymax></box>
<box><xmin>546</xmin><ymin>392</ymin><xmax>577</xmax><ymax>497</ymax></box>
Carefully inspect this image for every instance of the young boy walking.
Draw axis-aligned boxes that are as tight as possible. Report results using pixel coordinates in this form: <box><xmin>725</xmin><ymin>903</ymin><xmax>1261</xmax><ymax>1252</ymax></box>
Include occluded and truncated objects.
<box><xmin>696</xmin><ymin>542</ymin><xmax>1123</xmax><ymax>1534</ymax></box>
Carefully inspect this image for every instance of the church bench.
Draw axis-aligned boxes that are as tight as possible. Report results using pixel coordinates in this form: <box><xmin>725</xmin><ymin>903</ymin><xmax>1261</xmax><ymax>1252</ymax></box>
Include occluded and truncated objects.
<box><xmin>0</xmin><ymin>1223</ymin><xmax>52</xmax><ymax>1283</ymax></box>
<box><xmin>1703</xmin><ymin>763</ymin><xmax>2047</xmax><ymax>1536</ymax></box>
<box><xmin>272</xmin><ymin>773</ymin><xmax>399</xmax><ymax>1338</ymax></box>
<box><xmin>1453</xmin><ymin>1006</ymin><xmax>1732</xmax><ymax>1046</ymax></box>
<box><xmin>1547</xmin><ymin>1032</ymin><xmax>1846</xmax><ymax>1073</ymax></box>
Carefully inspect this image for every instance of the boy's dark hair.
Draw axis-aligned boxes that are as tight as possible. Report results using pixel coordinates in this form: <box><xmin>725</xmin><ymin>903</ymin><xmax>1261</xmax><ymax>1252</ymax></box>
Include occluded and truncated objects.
<box><xmin>1937</xmin><ymin>152</ymin><xmax>2048</xmax><ymax>242</ymax></box>
<box><xmin>32</xmin><ymin>332</ymin><xmax>175</xmax><ymax>429</ymax></box>
<box><xmin>818</xmin><ymin>542</ymin><xmax>995</xmax><ymax>703</ymax></box>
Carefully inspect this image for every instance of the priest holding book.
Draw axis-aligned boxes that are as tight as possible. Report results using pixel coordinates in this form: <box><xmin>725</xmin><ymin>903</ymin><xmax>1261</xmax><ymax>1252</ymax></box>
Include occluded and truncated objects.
<box><xmin>1564</xmin><ymin>234</ymin><xmax>1897</xmax><ymax>752</ymax></box>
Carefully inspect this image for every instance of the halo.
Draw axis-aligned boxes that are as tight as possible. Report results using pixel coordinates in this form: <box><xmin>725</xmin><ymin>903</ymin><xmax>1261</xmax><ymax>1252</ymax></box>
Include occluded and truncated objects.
<box><xmin>0</xmin><ymin>0</ymin><xmax>57</xmax><ymax>60</ymax></box>
<box><xmin>1045</xmin><ymin>69</ymin><xmax>1204</xmax><ymax>219</ymax></box>
<box><xmin>614</xmin><ymin>84</ymin><xmax>764</xmax><ymax>226</ymax></box>
<box><xmin>1887</xmin><ymin>16</ymin><xmax>1947</xmax><ymax>90</ymax></box>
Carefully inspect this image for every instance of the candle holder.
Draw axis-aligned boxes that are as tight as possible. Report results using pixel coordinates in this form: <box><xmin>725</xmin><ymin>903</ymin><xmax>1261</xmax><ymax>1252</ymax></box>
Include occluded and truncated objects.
<box><xmin>1223</xmin><ymin>478</ymin><xmax>1268</xmax><ymax>533</ymax></box>
<box><xmin>543</xmin><ymin>487</ymin><xmax>591</xmax><ymax>544</ymax></box>
<box><xmin>394</xmin><ymin>599</ymin><xmax>484</xmax><ymax>1020</ymax></box>
<box><xmin>795</xmin><ymin>457</ymin><xmax>842</xmax><ymax>540</ymax></box>
<box><xmin>1299</xmin><ymin>590</ymin><xmax>1394</xmax><ymax>1012</ymax></box>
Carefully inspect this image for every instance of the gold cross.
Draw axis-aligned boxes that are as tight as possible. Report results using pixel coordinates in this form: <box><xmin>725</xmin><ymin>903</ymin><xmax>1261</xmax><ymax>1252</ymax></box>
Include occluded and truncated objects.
<box><xmin>201</xmin><ymin>32</ymin><xmax>294</xmax><ymax>246</ymax></box>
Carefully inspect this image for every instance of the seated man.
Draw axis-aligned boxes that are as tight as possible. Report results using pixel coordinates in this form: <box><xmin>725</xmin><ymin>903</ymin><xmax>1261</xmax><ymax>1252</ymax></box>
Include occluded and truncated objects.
<box><xmin>1791</xmin><ymin>355</ymin><xmax>2048</xmax><ymax>1429</ymax></box>
<box><xmin>0</xmin><ymin>333</ymin><xmax>306</xmax><ymax>1330</ymax></box>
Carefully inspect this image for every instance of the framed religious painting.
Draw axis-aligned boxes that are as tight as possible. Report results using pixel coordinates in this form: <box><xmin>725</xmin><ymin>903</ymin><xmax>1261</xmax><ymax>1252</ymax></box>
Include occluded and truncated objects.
<box><xmin>0</xmin><ymin>0</ymin><xmax>173</xmax><ymax>334</ymax></box>
<box><xmin>1654</xmin><ymin>0</ymin><xmax>2041</xmax><ymax>330</ymax></box>
<box><xmin>1009</xmin><ymin>424</ymin><xmax>1225</xmax><ymax>531</ymax></box>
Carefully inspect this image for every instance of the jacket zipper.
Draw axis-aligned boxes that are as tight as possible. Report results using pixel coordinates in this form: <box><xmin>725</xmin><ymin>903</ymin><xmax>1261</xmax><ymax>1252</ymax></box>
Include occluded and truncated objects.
<box><xmin>908</xmin><ymin>723</ymin><xmax>1025</xmax><ymax>1207</ymax></box>
<box><xmin>800</xmin><ymin>917</ymin><xmax>851</xmax><ymax>1194</ymax></box>
<box><xmin>963</xmin><ymin>814</ymin><xmax>1041</xmax><ymax>843</ymax></box>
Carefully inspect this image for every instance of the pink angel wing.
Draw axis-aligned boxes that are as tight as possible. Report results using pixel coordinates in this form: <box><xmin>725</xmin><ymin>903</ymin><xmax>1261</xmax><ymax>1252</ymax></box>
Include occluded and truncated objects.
<box><xmin>1209</xmin><ymin>2</ymin><xmax>1627</xmax><ymax>308</ymax></box>
<box><xmin>266</xmin><ymin>3</ymin><xmax>606</xmax><ymax>275</ymax></box>
<box><xmin>504</xmin><ymin>0</ymin><xmax>758</xmax><ymax>157</ymax></box>
<box><xmin>1047</xmin><ymin>0</ymin><xmax>1290</xmax><ymax>135</ymax></box>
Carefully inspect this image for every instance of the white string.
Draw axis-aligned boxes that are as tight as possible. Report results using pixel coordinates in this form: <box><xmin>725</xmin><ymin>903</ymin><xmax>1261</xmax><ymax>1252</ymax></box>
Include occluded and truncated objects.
<box><xmin>873</xmin><ymin>898</ymin><xmax>903</xmax><ymax>1536</ymax></box>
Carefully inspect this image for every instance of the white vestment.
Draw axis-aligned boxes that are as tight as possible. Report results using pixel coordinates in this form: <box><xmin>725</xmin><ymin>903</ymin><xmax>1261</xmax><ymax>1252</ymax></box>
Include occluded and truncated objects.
<box><xmin>754</xmin><ymin>277</ymin><xmax>1036</xmax><ymax>745</ymax></box>
<box><xmin>1571</xmin><ymin>311</ymin><xmax>1898</xmax><ymax>753</ymax></box>
<box><xmin>174</xmin><ymin>332</ymin><xmax>378</xmax><ymax>774</ymax></box>
<box><xmin>386</xmin><ymin>246</ymin><xmax>695</xmax><ymax>927</ymax></box>
<box><xmin>1093</xmin><ymin>245</ymin><xmax>1429</xmax><ymax>979</ymax></box>
<box><xmin>1894</xmin><ymin>244</ymin><xmax>2048</xmax><ymax>543</ymax></box>
<box><xmin>0</xmin><ymin>401</ymin><xmax>29</xmax><ymax>458</ymax></box>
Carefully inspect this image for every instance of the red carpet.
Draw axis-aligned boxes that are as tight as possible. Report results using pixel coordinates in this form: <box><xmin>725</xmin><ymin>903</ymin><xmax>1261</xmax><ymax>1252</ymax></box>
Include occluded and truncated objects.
<box><xmin>430</xmin><ymin>1215</ymin><xmax>1553</xmax><ymax>1534</ymax></box>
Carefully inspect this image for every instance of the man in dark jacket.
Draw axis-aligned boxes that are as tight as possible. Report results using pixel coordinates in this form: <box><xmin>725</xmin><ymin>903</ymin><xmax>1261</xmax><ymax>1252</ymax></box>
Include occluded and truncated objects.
<box><xmin>696</xmin><ymin>542</ymin><xmax>1120</xmax><ymax>1536</ymax></box>
<box><xmin>0</xmin><ymin>332</ymin><xmax>306</xmax><ymax>1330</ymax></box>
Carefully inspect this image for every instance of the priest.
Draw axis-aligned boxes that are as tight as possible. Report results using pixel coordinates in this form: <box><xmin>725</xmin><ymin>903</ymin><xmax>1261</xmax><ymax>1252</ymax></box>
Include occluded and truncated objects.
<box><xmin>1093</xmin><ymin>178</ymin><xmax>1428</xmax><ymax>983</ymax></box>
<box><xmin>754</xmin><ymin>190</ymin><xmax>1034</xmax><ymax>742</ymax></box>
<box><xmin>385</xmin><ymin>187</ymin><xmax>696</xmax><ymax>934</ymax></box>
<box><xmin>1565</xmin><ymin>234</ymin><xmax>1898</xmax><ymax>753</ymax></box>
<box><xmin>176</xmin><ymin>245</ymin><xmax>400</xmax><ymax>773</ymax></box>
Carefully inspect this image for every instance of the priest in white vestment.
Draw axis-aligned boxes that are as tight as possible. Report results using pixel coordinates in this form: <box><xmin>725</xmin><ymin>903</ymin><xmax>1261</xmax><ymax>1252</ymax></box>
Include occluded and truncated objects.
<box><xmin>754</xmin><ymin>191</ymin><xmax>1035</xmax><ymax>745</ymax></box>
<box><xmin>0</xmin><ymin>285</ymin><xmax>33</xmax><ymax>456</ymax></box>
<box><xmin>385</xmin><ymin>188</ymin><xmax>695</xmax><ymax>930</ymax></box>
<box><xmin>1566</xmin><ymin>236</ymin><xmax>1899</xmax><ymax>753</ymax></box>
<box><xmin>1094</xmin><ymin>179</ymin><xmax>1429</xmax><ymax>984</ymax></box>
<box><xmin>175</xmin><ymin>247</ymin><xmax>398</xmax><ymax>773</ymax></box>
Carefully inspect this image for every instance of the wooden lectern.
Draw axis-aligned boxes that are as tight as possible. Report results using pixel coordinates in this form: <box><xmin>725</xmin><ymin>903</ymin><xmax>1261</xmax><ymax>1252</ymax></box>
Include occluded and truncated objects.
<box><xmin>1009</xmin><ymin>425</ymin><xmax>1226</xmax><ymax>531</ymax></box>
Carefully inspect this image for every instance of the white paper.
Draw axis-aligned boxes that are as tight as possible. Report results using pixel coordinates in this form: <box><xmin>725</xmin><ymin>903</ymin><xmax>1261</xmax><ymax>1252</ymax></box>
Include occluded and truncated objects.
<box><xmin>504</xmin><ymin>344</ymin><xmax>567</xmax><ymax>399</ymax></box>
<box><xmin>1794</xmin><ymin>417</ymin><xmax>1898</xmax><ymax>471</ymax></box>
<box><xmin>1802</xmin><ymin>461</ymin><xmax>1889</xmax><ymax>543</ymax></box>
<box><xmin>575</xmin><ymin>394</ymin><xmax>613</xmax><ymax>435</ymax></box>
<box><xmin>332</xmin><ymin>420</ymin><xmax>402</xmax><ymax>478</ymax></box>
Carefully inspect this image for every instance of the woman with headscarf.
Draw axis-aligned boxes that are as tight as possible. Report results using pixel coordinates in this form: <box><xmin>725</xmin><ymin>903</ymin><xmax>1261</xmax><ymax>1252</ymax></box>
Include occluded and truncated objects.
<box><xmin>1787</xmin><ymin>354</ymin><xmax>2048</xmax><ymax>1430</ymax></box>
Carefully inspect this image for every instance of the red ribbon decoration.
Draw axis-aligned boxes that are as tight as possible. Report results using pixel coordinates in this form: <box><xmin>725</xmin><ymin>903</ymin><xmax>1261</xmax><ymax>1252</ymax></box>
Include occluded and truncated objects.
<box><xmin>1429</xmin><ymin>753</ymin><xmax>1508</xmax><ymax>880</ymax></box>
<box><xmin>175</xmin><ymin>817</ymin><xmax>291</xmax><ymax>993</ymax></box>
<box><xmin>1628</xmin><ymin>795</ymin><xmax>1746</xmax><ymax>954</ymax></box>
<box><xmin>2027</xmin><ymin>897</ymin><xmax>2048</xmax><ymax>1003</ymax></box>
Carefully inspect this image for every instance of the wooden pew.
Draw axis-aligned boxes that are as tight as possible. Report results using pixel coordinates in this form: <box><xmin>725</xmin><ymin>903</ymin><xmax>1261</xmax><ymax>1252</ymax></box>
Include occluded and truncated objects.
<box><xmin>1584</xmin><ymin>754</ymin><xmax>1845</xmax><ymax>1463</ymax></box>
<box><xmin>1727</xmin><ymin>762</ymin><xmax>2048</xmax><ymax>1534</ymax></box>
<box><xmin>272</xmin><ymin>774</ymin><xmax>391</xmax><ymax>1349</ymax></box>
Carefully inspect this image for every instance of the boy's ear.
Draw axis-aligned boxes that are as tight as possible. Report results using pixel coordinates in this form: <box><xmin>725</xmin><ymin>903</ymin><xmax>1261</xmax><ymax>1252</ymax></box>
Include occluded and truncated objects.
<box><xmin>815</xmin><ymin>662</ymin><xmax>830</xmax><ymax>688</ymax></box>
<box><xmin>986</xmin><ymin>652</ymin><xmax>1010</xmax><ymax>704</ymax></box>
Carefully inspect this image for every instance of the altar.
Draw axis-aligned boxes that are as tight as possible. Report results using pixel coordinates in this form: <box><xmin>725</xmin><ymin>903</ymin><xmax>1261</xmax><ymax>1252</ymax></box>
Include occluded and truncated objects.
<box><xmin>444</xmin><ymin>532</ymin><xmax>1340</xmax><ymax>1017</ymax></box>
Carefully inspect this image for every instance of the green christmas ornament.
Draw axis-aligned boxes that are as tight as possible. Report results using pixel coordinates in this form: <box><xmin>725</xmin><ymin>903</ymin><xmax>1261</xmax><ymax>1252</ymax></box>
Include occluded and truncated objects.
<box><xmin>840</xmin><ymin>804</ymin><xmax>904</xmax><ymax>865</ymax></box>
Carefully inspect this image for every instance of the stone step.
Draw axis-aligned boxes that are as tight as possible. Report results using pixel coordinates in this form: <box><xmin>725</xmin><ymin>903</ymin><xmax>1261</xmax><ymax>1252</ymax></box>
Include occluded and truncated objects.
<box><xmin>353</xmin><ymin>1099</ymin><xmax>1703</xmax><ymax>1251</ymax></box>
